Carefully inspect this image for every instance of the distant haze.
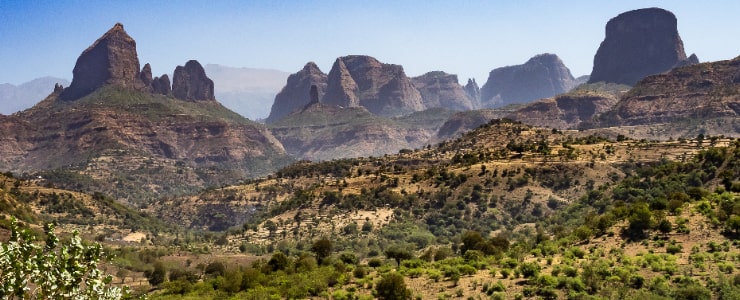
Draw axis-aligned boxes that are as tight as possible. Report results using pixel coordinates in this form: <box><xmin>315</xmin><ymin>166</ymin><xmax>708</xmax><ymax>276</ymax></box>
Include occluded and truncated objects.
<box><xmin>203</xmin><ymin>64</ymin><xmax>289</xmax><ymax>120</ymax></box>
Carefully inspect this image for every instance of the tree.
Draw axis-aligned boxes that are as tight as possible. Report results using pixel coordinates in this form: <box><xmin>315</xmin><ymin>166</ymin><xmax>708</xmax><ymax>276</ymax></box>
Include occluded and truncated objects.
<box><xmin>310</xmin><ymin>238</ymin><xmax>333</xmax><ymax>265</ymax></box>
<box><xmin>375</xmin><ymin>272</ymin><xmax>412</xmax><ymax>300</ymax></box>
<box><xmin>0</xmin><ymin>218</ymin><xmax>129</xmax><ymax>299</ymax></box>
<box><xmin>145</xmin><ymin>261</ymin><xmax>167</xmax><ymax>286</ymax></box>
<box><xmin>385</xmin><ymin>245</ymin><xmax>413</xmax><ymax>266</ymax></box>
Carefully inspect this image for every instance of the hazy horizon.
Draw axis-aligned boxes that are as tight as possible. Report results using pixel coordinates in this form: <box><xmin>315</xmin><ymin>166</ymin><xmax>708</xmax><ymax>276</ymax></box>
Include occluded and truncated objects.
<box><xmin>1</xmin><ymin>1</ymin><xmax>739</xmax><ymax>86</ymax></box>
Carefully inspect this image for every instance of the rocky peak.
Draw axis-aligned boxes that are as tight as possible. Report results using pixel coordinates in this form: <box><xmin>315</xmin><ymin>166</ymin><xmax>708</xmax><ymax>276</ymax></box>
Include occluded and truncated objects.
<box><xmin>322</xmin><ymin>55</ymin><xmax>423</xmax><ymax>116</ymax></box>
<box><xmin>464</xmin><ymin>78</ymin><xmax>481</xmax><ymax>107</ymax></box>
<box><xmin>322</xmin><ymin>58</ymin><xmax>360</xmax><ymax>109</ymax></box>
<box><xmin>152</xmin><ymin>74</ymin><xmax>171</xmax><ymax>96</ymax></box>
<box><xmin>411</xmin><ymin>71</ymin><xmax>476</xmax><ymax>111</ymax></box>
<box><xmin>60</xmin><ymin>23</ymin><xmax>145</xmax><ymax>100</ymax></box>
<box><xmin>266</xmin><ymin>62</ymin><xmax>328</xmax><ymax>123</ymax></box>
<box><xmin>480</xmin><ymin>53</ymin><xmax>577</xmax><ymax>108</ymax></box>
<box><xmin>172</xmin><ymin>60</ymin><xmax>215</xmax><ymax>102</ymax></box>
<box><xmin>140</xmin><ymin>63</ymin><xmax>153</xmax><ymax>88</ymax></box>
<box><xmin>588</xmin><ymin>8</ymin><xmax>696</xmax><ymax>85</ymax></box>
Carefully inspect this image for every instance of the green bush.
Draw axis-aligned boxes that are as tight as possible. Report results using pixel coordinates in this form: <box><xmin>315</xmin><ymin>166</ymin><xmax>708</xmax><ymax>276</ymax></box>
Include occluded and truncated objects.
<box><xmin>0</xmin><ymin>219</ymin><xmax>129</xmax><ymax>299</ymax></box>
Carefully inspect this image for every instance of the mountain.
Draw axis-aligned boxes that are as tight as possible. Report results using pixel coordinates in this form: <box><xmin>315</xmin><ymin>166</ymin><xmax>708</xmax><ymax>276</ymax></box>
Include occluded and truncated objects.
<box><xmin>265</xmin><ymin>62</ymin><xmax>327</xmax><ymax>123</ymax></box>
<box><xmin>322</xmin><ymin>55</ymin><xmax>424</xmax><ymax>117</ymax></box>
<box><xmin>0</xmin><ymin>23</ymin><xmax>292</xmax><ymax>202</ymax></box>
<box><xmin>506</xmin><ymin>82</ymin><xmax>630</xmax><ymax>129</ymax></box>
<box><xmin>411</xmin><ymin>71</ymin><xmax>478</xmax><ymax>111</ymax></box>
<box><xmin>204</xmin><ymin>64</ymin><xmax>289</xmax><ymax>120</ymax></box>
<box><xmin>595</xmin><ymin>56</ymin><xmax>740</xmax><ymax>128</ymax></box>
<box><xmin>588</xmin><ymin>7</ymin><xmax>698</xmax><ymax>85</ymax></box>
<box><xmin>480</xmin><ymin>53</ymin><xmax>578</xmax><ymax>108</ymax></box>
<box><xmin>269</xmin><ymin>103</ymin><xmax>454</xmax><ymax>161</ymax></box>
<box><xmin>0</xmin><ymin>77</ymin><xmax>70</xmax><ymax>115</ymax></box>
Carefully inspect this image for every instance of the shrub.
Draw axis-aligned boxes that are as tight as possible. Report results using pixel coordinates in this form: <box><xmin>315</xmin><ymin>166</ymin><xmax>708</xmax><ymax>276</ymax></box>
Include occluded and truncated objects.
<box><xmin>375</xmin><ymin>272</ymin><xmax>412</xmax><ymax>300</ymax></box>
<box><xmin>0</xmin><ymin>219</ymin><xmax>130</xmax><ymax>299</ymax></box>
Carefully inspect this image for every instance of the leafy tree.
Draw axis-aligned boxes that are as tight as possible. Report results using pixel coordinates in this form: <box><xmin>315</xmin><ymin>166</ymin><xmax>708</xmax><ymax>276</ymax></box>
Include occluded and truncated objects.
<box><xmin>0</xmin><ymin>218</ymin><xmax>129</xmax><ymax>299</ymax></box>
<box><xmin>145</xmin><ymin>261</ymin><xmax>167</xmax><ymax>286</ymax></box>
<box><xmin>385</xmin><ymin>245</ymin><xmax>413</xmax><ymax>266</ymax></box>
<box><xmin>268</xmin><ymin>252</ymin><xmax>290</xmax><ymax>271</ymax></box>
<box><xmin>311</xmin><ymin>238</ymin><xmax>333</xmax><ymax>264</ymax></box>
<box><xmin>375</xmin><ymin>272</ymin><xmax>412</xmax><ymax>300</ymax></box>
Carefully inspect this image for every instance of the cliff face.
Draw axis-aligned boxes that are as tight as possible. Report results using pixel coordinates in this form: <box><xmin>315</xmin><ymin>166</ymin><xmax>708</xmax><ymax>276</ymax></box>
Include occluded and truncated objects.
<box><xmin>60</xmin><ymin>23</ymin><xmax>145</xmax><ymax>100</ymax></box>
<box><xmin>411</xmin><ymin>71</ymin><xmax>476</xmax><ymax>111</ymax></box>
<box><xmin>597</xmin><ymin>57</ymin><xmax>740</xmax><ymax>126</ymax></box>
<box><xmin>266</xmin><ymin>62</ymin><xmax>327</xmax><ymax>123</ymax></box>
<box><xmin>588</xmin><ymin>8</ymin><xmax>697</xmax><ymax>85</ymax></box>
<box><xmin>480</xmin><ymin>53</ymin><xmax>578</xmax><ymax>108</ymax></box>
<box><xmin>321</xmin><ymin>55</ymin><xmax>424</xmax><ymax>117</ymax></box>
<box><xmin>172</xmin><ymin>60</ymin><xmax>216</xmax><ymax>102</ymax></box>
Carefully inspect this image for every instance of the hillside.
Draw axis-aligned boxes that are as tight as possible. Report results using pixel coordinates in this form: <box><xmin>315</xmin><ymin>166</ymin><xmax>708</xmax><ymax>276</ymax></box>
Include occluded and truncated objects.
<box><xmin>141</xmin><ymin>119</ymin><xmax>739</xmax><ymax>299</ymax></box>
<box><xmin>0</xmin><ymin>85</ymin><xmax>292</xmax><ymax>203</ymax></box>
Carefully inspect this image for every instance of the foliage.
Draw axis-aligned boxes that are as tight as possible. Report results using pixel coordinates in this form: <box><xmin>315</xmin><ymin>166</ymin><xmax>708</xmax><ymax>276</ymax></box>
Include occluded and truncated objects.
<box><xmin>375</xmin><ymin>272</ymin><xmax>412</xmax><ymax>300</ymax></box>
<box><xmin>0</xmin><ymin>218</ymin><xmax>129</xmax><ymax>299</ymax></box>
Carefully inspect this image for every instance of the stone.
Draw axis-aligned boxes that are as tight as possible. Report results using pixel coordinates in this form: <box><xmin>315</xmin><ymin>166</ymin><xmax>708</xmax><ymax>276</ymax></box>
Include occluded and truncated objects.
<box><xmin>464</xmin><ymin>78</ymin><xmax>481</xmax><ymax>108</ymax></box>
<box><xmin>588</xmin><ymin>8</ymin><xmax>696</xmax><ymax>85</ymax></box>
<box><xmin>266</xmin><ymin>62</ymin><xmax>327</xmax><ymax>123</ymax></box>
<box><xmin>322</xmin><ymin>55</ymin><xmax>423</xmax><ymax>117</ymax></box>
<box><xmin>152</xmin><ymin>74</ymin><xmax>171</xmax><ymax>95</ymax></box>
<box><xmin>60</xmin><ymin>23</ymin><xmax>144</xmax><ymax>100</ymax></box>
<box><xmin>480</xmin><ymin>53</ymin><xmax>578</xmax><ymax>108</ymax></box>
<box><xmin>411</xmin><ymin>71</ymin><xmax>476</xmax><ymax>111</ymax></box>
<box><xmin>172</xmin><ymin>60</ymin><xmax>215</xmax><ymax>101</ymax></box>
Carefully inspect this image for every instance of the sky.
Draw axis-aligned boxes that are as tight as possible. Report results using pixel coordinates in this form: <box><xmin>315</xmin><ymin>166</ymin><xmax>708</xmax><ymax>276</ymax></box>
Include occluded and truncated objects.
<box><xmin>1</xmin><ymin>0</ymin><xmax>739</xmax><ymax>86</ymax></box>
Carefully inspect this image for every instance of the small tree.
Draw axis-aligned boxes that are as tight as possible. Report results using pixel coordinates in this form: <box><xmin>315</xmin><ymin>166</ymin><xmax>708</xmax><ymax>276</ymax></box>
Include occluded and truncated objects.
<box><xmin>145</xmin><ymin>261</ymin><xmax>167</xmax><ymax>286</ymax></box>
<box><xmin>0</xmin><ymin>218</ymin><xmax>129</xmax><ymax>299</ymax></box>
<box><xmin>385</xmin><ymin>245</ymin><xmax>413</xmax><ymax>266</ymax></box>
<box><xmin>375</xmin><ymin>272</ymin><xmax>412</xmax><ymax>300</ymax></box>
<box><xmin>311</xmin><ymin>238</ymin><xmax>333</xmax><ymax>265</ymax></box>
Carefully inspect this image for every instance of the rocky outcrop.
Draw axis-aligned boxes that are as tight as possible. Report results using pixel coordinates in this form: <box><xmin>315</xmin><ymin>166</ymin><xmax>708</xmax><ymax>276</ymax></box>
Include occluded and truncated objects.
<box><xmin>464</xmin><ymin>78</ymin><xmax>481</xmax><ymax>108</ymax></box>
<box><xmin>139</xmin><ymin>63</ymin><xmax>153</xmax><ymax>89</ymax></box>
<box><xmin>60</xmin><ymin>23</ymin><xmax>145</xmax><ymax>101</ymax></box>
<box><xmin>588</xmin><ymin>8</ymin><xmax>697</xmax><ymax>85</ymax></box>
<box><xmin>322</xmin><ymin>58</ymin><xmax>360</xmax><ymax>108</ymax></box>
<box><xmin>436</xmin><ymin>109</ymin><xmax>509</xmax><ymax>140</ymax></box>
<box><xmin>480</xmin><ymin>53</ymin><xmax>578</xmax><ymax>108</ymax></box>
<box><xmin>269</xmin><ymin>103</ymin><xmax>444</xmax><ymax>161</ymax></box>
<box><xmin>507</xmin><ymin>94</ymin><xmax>618</xmax><ymax>130</ymax></box>
<box><xmin>322</xmin><ymin>55</ymin><xmax>423</xmax><ymax>117</ymax></box>
<box><xmin>411</xmin><ymin>71</ymin><xmax>476</xmax><ymax>111</ymax></box>
<box><xmin>266</xmin><ymin>62</ymin><xmax>327</xmax><ymax>123</ymax></box>
<box><xmin>596</xmin><ymin>56</ymin><xmax>740</xmax><ymax>126</ymax></box>
<box><xmin>172</xmin><ymin>60</ymin><xmax>215</xmax><ymax>102</ymax></box>
<box><xmin>152</xmin><ymin>75</ymin><xmax>171</xmax><ymax>95</ymax></box>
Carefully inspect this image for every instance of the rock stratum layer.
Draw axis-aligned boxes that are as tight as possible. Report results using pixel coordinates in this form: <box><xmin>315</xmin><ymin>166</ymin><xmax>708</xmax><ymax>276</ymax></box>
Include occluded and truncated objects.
<box><xmin>588</xmin><ymin>7</ymin><xmax>697</xmax><ymax>85</ymax></box>
<box><xmin>596</xmin><ymin>57</ymin><xmax>740</xmax><ymax>126</ymax></box>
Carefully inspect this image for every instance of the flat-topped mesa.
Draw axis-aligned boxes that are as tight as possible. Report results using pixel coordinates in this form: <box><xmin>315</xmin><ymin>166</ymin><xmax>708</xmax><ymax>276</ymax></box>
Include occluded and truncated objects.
<box><xmin>266</xmin><ymin>62</ymin><xmax>327</xmax><ymax>123</ymax></box>
<box><xmin>322</xmin><ymin>55</ymin><xmax>424</xmax><ymax>117</ymax></box>
<box><xmin>588</xmin><ymin>7</ymin><xmax>698</xmax><ymax>85</ymax></box>
<box><xmin>172</xmin><ymin>60</ymin><xmax>216</xmax><ymax>102</ymax></box>
<box><xmin>60</xmin><ymin>23</ymin><xmax>146</xmax><ymax>101</ymax></box>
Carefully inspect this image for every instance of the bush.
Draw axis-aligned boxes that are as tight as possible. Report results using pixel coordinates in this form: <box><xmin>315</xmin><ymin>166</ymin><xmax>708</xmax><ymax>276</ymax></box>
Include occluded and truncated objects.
<box><xmin>518</xmin><ymin>262</ymin><xmax>541</xmax><ymax>278</ymax></box>
<box><xmin>375</xmin><ymin>272</ymin><xmax>412</xmax><ymax>300</ymax></box>
<box><xmin>0</xmin><ymin>219</ymin><xmax>129</xmax><ymax>299</ymax></box>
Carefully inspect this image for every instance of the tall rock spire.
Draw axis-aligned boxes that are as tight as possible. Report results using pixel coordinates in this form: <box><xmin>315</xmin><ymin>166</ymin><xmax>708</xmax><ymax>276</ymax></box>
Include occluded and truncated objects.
<box><xmin>61</xmin><ymin>23</ymin><xmax>144</xmax><ymax>100</ymax></box>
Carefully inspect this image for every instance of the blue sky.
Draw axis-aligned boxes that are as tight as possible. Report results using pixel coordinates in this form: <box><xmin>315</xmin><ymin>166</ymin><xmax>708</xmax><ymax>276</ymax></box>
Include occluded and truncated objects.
<box><xmin>1</xmin><ymin>0</ymin><xmax>738</xmax><ymax>85</ymax></box>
